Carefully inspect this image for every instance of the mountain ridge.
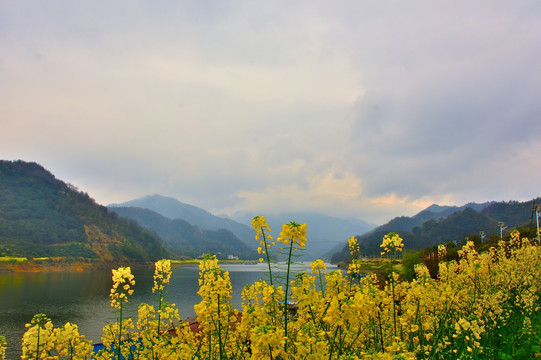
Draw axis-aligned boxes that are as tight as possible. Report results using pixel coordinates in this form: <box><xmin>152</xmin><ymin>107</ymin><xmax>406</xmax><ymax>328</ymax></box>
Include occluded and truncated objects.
<box><xmin>109</xmin><ymin>195</ymin><xmax>256</xmax><ymax>249</ymax></box>
<box><xmin>4</xmin><ymin>160</ymin><xmax>536</xmax><ymax>264</ymax></box>
<box><xmin>111</xmin><ymin>195</ymin><xmax>378</xmax><ymax>260</ymax></box>
<box><xmin>0</xmin><ymin>160</ymin><xmax>168</xmax><ymax>262</ymax></box>
<box><xmin>109</xmin><ymin>206</ymin><xmax>258</xmax><ymax>260</ymax></box>
<box><xmin>329</xmin><ymin>198</ymin><xmax>539</xmax><ymax>263</ymax></box>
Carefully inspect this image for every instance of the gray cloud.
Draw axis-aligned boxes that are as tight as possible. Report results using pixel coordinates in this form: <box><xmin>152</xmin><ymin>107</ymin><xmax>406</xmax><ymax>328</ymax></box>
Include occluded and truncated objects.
<box><xmin>1</xmin><ymin>1</ymin><xmax>540</xmax><ymax>224</ymax></box>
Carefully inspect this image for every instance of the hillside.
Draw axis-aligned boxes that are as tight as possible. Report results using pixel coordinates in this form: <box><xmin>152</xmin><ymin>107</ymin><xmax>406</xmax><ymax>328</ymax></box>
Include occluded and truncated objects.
<box><xmin>109</xmin><ymin>195</ymin><xmax>256</xmax><ymax>249</ymax></box>
<box><xmin>110</xmin><ymin>206</ymin><xmax>258</xmax><ymax>260</ymax></box>
<box><xmin>365</xmin><ymin>202</ymin><xmax>494</xmax><ymax>235</ymax></box>
<box><xmin>330</xmin><ymin>198</ymin><xmax>540</xmax><ymax>263</ymax></box>
<box><xmin>0</xmin><ymin>160</ymin><xmax>168</xmax><ymax>262</ymax></box>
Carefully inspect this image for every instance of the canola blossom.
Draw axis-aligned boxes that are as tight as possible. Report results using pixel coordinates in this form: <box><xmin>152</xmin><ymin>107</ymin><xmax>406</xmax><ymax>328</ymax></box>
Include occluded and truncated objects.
<box><xmin>109</xmin><ymin>266</ymin><xmax>135</xmax><ymax>309</ymax></box>
<box><xmin>277</xmin><ymin>221</ymin><xmax>308</xmax><ymax>249</ymax></box>
<box><xmin>347</xmin><ymin>236</ymin><xmax>360</xmax><ymax>258</ymax></box>
<box><xmin>310</xmin><ymin>259</ymin><xmax>326</xmax><ymax>274</ymax></box>
<box><xmin>0</xmin><ymin>337</ymin><xmax>5</xmax><ymax>360</ymax></box>
<box><xmin>21</xmin><ymin>314</ymin><xmax>55</xmax><ymax>360</ymax></box>
<box><xmin>153</xmin><ymin>259</ymin><xmax>172</xmax><ymax>293</ymax></box>
<box><xmin>252</xmin><ymin>216</ymin><xmax>274</xmax><ymax>255</ymax></box>
<box><xmin>380</xmin><ymin>231</ymin><xmax>404</xmax><ymax>255</ymax></box>
<box><xmin>9</xmin><ymin>225</ymin><xmax>541</xmax><ymax>360</ymax></box>
<box><xmin>252</xmin><ymin>216</ymin><xmax>276</xmax><ymax>281</ymax></box>
<box><xmin>437</xmin><ymin>244</ymin><xmax>447</xmax><ymax>260</ymax></box>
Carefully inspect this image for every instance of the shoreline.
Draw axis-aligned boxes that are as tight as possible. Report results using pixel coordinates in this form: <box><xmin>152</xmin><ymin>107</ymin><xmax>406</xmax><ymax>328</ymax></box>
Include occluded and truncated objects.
<box><xmin>0</xmin><ymin>258</ymin><xmax>259</xmax><ymax>272</ymax></box>
<box><xmin>0</xmin><ymin>259</ymin><xmax>153</xmax><ymax>273</ymax></box>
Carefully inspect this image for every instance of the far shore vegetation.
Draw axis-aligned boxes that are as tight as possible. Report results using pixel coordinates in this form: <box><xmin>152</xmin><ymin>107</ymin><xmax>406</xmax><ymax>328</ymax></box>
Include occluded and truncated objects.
<box><xmin>0</xmin><ymin>256</ymin><xmax>260</xmax><ymax>272</ymax></box>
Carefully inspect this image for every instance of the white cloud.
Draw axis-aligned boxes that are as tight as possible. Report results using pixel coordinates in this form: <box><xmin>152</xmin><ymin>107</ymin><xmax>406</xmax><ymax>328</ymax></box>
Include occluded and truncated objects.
<box><xmin>233</xmin><ymin>169</ymin><xmax>363</xmax><ymax>214</ymax></box>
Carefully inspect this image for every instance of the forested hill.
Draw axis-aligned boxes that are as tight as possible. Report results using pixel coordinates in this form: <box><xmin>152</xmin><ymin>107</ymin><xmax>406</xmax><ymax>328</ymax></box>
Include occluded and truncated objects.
<box><xmin>330</xmin><ymin>198</ymin><xmax>541</xmax><ymax>263</ymax></box>
<box><xmin>0</xmin><ymin>160</ymin><xmax>168</xmax><ymax>262</ymax></box>
<box><xmin>110</xmin><ymin>206</ymin><xmax>258</xmax><ymax>260</ymax></box>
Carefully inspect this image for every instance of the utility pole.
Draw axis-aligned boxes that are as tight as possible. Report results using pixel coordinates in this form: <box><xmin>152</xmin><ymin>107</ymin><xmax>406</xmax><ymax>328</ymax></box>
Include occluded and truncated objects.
<box><xmin>479</xmin><ymin>231</ymin><xmax>486</xmax><ymax>242</ymax></box>
<box><xmin>533</xmin><ymin>205</ymin><xmax>541</xmax><ymax>243</ymax></box>
<box><xmin>498</xmin><ymin>222</ymin><xmax>510</xmax><ymax>239</ymax></box>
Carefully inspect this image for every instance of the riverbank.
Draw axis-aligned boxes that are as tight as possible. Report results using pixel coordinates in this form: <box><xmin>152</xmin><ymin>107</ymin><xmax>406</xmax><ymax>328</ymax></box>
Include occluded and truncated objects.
<box><xmin>0</xmin><ymin>257</ymin><xmax>259</xmax><ymax>272</ymax></box>
<box><xmin>171</xmin><ymin>259</ymin><xmax>259</xmax><ymax>265</ymax></box>
<box><xmin>0</xmin><ymin>257</ymin><xmax>152</xmax><ymax>272</ymax></box>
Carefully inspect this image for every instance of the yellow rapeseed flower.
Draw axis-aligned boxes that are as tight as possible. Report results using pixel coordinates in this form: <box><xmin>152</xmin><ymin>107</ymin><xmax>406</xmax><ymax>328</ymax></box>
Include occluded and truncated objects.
<box><xmin>110</xmin><ymin>266</ymin><xmax>135</xmax><ymax>309</ymax></box>
<box><xmin>438</xmin><ymin>244</ymin><xmax>447</xmax><ymax>260</ymax></box>
<box><xmin>0</xmin><ymin>336</ymin><xmax>6</xmax><ymax>360</ymax></box>
<box><xmin>252</xmin><ymin>216</ymin><xmax>272</xmax><ymax>242</ymax></box>
<box><xmin>277</xmin><ymin>221</ymin><xmax>307</xmax><ymax>249</ymax></box>
<box><xmin>380</xmin><ymin>232</ymin><xmax>404</xmax><ymax>254</ymax></box>
<box><xmin>348</xmin><ymin>236</ymin><xmax>360</xmax><ymax>258</ymax></box>
<box><xmin>21</xmin><ymin>314</ymin><xmax>55</xmax><ymax>360</ymax></box>
<box><xmin>152</xmin><ymin>259</ymin><xmax>172</xmax><ymax>293</ymax></box>
<box><xmin>310</xmin><ymin>259</ymin><xmax>327</xmax><ymax>274</ymax></box>
<box><xmin>53</xmin><ymin>322</ymin><xmax>92</xmax><ymax>359</ymax></box>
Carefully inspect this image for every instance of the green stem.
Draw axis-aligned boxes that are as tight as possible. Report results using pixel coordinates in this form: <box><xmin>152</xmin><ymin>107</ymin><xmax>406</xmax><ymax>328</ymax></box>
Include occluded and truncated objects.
<box><xmin>318</xmin><ymin>269</ymin><xmax>325</xmax><ymax>295</ymax></box>
<box><xmin>283</xmin><ymin>240</ymin><xmax>294</xmax><ymax>350</ymax></box>
<box><xmin>390</xmin><ymin>251</ymin><xmax>397</xmax><ymax>338</ymax></box>
<box><xmin>157</xmin><ymin>290</ymin><xmax>162</xmax><ymax>339</ymax></box>
<box><xmin>428</xmin><ymin>297</ymin><xmax>455</xmax><ymax>359</ymax></box>
<box><xmin>69</xmin><ymin>339</ymin><xmax>73</xmax><ymax>360</ymax></box>
<box><xmin>118</xmin><ymin>301</ymin><xmax>123</xmax><ymax>360</ymax></box>
<box><xmin>377</xmin><ymin>308</ymin><xmax>384</xmax><ymax>353</ymax></box>
<box><xmin>35</xmin><ymin>326</ymin><xmax>40</xmax><ymax>360</ymax></box>
<box><xmin>327</xmin><ymin>326</ymin><xmax>340</xmax><ymax>360</ymax></box>
<box><xmin>260</xmin><ymin>227</ymin><xmax>274</xmax><ymax>286</ymax></box>
<box><xmin>217</xmin><ymin>294</ymin><xmax>224</xmax><ymax>360</ymax></box>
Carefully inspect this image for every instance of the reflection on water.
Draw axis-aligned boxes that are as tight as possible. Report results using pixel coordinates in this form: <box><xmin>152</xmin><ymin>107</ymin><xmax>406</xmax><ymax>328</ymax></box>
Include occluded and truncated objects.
<box><xmin>0</xmin><ymin>262</ymin><xmax>335</xmax><ymax>359</ymax></box>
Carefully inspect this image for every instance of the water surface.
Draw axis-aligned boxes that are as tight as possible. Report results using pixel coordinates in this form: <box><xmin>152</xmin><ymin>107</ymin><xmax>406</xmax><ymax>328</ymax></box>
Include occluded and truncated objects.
<box><xmin>0</xmin><ymin>262</ymin><xmax>331</xmax><ymax>359</ymax></box>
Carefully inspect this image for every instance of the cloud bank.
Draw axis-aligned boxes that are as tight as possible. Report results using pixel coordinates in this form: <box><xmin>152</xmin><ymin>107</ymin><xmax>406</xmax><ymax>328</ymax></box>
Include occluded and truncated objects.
<box><xmin>1</xmin><ymin>1</ymin><xmax>540</xmax><ymax>224</ymax></box>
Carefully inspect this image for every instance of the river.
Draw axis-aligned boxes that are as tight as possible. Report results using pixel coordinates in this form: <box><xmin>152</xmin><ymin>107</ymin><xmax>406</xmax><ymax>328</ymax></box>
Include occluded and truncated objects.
<box><xmin>0</xmin><ymin>261</ymin><xmax>334</xmax><ymax>359</ymax></box>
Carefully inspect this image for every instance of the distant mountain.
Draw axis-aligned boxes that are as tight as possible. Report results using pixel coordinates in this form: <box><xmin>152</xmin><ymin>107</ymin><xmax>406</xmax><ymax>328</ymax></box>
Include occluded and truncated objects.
<box><xmin>110</xmin><ymin>206</ymin><xmax>257</xmax><ymax>260</ymax></box>
<box><xmin>109</xmin><ymin>195</ymin><xmax>256</xmax><ymax>249</ymax></box>
<box><xmin>422</xmin><ymin>204</ymin><xmax>456</xmax><ymax>213</ymax></box>
<box><xmin>371</xmin><ymin>202</ymin><xmax>494</xmax><ymax>235</ymax></box>
<box><xmin>111</xmin><ymin>195</ymin><xmax>377</xmax><ymax>260</ymax></box>
<box><xmin>0</xmin><ymin>160</ymin><xmax>168</xmax><ymax>262</ymax></box>
<box><xmin>232</xmin><ymin>211</ymin><xmax>376</xmax><ymax>260</ymax></box>
<box><xmin>330</xmin><ymin>199</ymin><xmax>539</xmax><ymax>263</ymax></box>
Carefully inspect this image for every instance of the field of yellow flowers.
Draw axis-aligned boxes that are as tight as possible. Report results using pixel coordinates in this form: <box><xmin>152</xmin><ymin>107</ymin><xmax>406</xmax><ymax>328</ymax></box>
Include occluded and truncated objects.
<box><xmin>3</xmin><ymin>217</ymin><xmax>541</xmax><ymax>359</ymax></box>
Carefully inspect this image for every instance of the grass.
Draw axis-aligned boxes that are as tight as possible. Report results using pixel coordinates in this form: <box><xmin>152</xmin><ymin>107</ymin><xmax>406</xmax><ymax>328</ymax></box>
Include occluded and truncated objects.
<box><xmin>0</xmin><ymin>256</ymin><xmax>28</xmax><ymax>262</ymax></box>
<box><xmin>343</xmin><ymin>258</ymin><xmax>404</xmax><ymax>274</ymax></box>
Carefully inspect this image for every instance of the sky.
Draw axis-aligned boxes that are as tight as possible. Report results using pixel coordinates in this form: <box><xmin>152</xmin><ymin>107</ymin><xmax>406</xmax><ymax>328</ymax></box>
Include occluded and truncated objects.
<box><xmin>1</xmin><ymin>1</ymin><xmax>540</xmax><ymax>225</ymax></box>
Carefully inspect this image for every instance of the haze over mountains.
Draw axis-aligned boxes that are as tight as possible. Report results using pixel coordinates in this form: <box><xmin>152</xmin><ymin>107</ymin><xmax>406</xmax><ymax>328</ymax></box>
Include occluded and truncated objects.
<box><xmin>109</xmin><ymin>205</ymin><xmax>257</xmax><ymax>260</ymax></box>
<box><xmin>107</xmin><ymin>194</ymin><xmax>541</xmax><ymax>262</ymax></box>
<box><xmin>109</xmin><ymin>195</ymin><xmax>377</xmax><ymax>260</ymax></box>
<box><xmin>231</xmin><ymin>211</ymin><xmax>375</xmax><ymax>259</ymax></box>
<box><xmin>109</xmin><ymin>195</ymin><xmax>255</xmax><ymax>250</ymax></box>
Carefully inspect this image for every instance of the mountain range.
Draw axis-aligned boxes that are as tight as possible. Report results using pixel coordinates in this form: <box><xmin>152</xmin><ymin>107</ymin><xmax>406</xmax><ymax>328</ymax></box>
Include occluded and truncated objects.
<box><xmin>2</xmin><ymin>159</ymin><xmax>539</xmax><ymax>264</ymax></box>
<box><xmin>109</xmin><ymin>195</ymin><xmax>256</xmax><ymax>249</ymax></box>
<box><xmin>109</xmin><ymin>195</ymin><xmax>377</xmax><ymax>260</ymax></box>
<box><xmin>109</xmin><ymin>205</ymin><xmax>257</xmax><ymax>259</ymax></box>
<box><xmin>329</xmin><ymin>197</ymin><xmax>541</xmax><ymax>263</ymax></box>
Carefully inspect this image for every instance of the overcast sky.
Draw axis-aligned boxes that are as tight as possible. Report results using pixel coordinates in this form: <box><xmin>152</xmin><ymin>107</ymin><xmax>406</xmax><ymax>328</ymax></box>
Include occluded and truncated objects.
<box><xmin>1</xmin><ymin>1</ymin><xmax>540</xmax><ymax>225</ymax></box>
